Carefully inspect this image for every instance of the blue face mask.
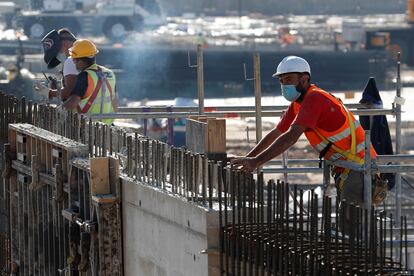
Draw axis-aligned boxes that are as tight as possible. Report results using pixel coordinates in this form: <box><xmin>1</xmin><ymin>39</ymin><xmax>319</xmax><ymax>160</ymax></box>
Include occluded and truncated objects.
<box><xmin>56</xmin><ymin>52</ymin><xmax>67</xmax><ymax>63</ymax></box>
<box><xmin>281</xmin><ymin>84</ymin><xmax>301</xmax><ymax>102</ymax></box>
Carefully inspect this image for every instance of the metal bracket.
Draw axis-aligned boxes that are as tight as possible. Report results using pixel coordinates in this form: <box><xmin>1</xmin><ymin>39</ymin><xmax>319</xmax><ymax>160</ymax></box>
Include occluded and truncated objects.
<box><xmin>62</xmin><ymin>209</ymin><xmax>97</xmax><ymax>233</ymax></box>
<box><xmin>81</xmin><ymin>221</ymin><xmax>97</xmax><ymax>233</ymax></box>
<box><xmin>62</xmin><ymin>209</ymin><xmax>79</xmax><ymax>222</ymax></box>
<box><xmin>393</xmin><ymin>96</ymin><xmax>405</xmax><ymax>106</ymax></box>
<box><xmin>188</xmin><ymin>51</ymin><xmax>198</xmax><ymax>68</ymax></box>
<box><xmin>243</xmin><ymin>63</ymin><xmax>255</xmax><ymax>81</ymax></box>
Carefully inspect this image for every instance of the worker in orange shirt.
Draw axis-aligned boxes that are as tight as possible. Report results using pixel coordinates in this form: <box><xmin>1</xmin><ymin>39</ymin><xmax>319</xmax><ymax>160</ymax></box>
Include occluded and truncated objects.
<box><xmin>231</xmin><ymin>56</ymin><xmax>380</xmax><ymax>207</ymax></box>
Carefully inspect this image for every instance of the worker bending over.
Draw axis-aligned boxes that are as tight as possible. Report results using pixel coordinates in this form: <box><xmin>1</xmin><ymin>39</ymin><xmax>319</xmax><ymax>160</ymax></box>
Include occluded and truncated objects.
<box><xmin>231</xmin><ymin>56</ymin><xmax>381</xmax><ymax>207</ymax></box>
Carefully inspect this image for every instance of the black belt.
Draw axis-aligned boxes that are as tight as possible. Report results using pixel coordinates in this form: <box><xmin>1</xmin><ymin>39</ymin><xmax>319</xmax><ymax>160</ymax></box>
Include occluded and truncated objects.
<box><xmin>319</xmin><ymin>141</ymin><xmax>333</xmax><ymax>168</ymax></box>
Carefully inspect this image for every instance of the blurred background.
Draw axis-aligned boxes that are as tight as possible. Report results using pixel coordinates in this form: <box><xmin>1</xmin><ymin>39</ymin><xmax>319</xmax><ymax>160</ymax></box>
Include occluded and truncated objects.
<box><xmin>0</xmin><ymin>0</ymin><xmax>412</xmax><ymax>101</ymax></box>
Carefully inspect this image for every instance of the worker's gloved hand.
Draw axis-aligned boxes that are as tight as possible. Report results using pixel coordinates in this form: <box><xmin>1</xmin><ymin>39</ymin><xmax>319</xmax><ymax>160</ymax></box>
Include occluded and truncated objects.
<box><xmin>47</xmin><ymin>76</ymin><xmax>60</xmax><ymax>99</ymax></box>
<box><xmin>33</xmin><ymin>80</ymin><xmax>50</xmax><ymax>98</ymax></box>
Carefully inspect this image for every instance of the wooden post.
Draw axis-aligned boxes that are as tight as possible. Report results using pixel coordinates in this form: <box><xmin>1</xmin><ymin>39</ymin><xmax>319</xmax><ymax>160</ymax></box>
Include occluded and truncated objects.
<box><xmin>90</xmin><ymin>157</ymin><xmax>110</xmax><ymax>196</ymax></box>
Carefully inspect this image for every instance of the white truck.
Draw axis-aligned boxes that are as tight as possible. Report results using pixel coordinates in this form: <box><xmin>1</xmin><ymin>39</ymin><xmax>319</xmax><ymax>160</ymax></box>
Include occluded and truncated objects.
<box><xmin>9</xmin><ymin>0</ymin><xmax>165</xmax><ymax>40</ymax></box>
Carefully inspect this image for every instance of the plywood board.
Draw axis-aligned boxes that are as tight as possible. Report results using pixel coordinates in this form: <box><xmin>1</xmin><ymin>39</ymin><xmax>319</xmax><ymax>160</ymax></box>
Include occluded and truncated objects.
<box><xmin>206</xmin><ymin>119</ymin><xmax>226</xmax><ymax>153</ymax></box>
<box><xmin>90</xmin><ymin>157</ymin><xmax>110</xmax><ymax>196</ymax></box>
<box><xmin>186</xmin><ymin>118</ymin><xmax>207</xmax><ymax>153</ymax></box>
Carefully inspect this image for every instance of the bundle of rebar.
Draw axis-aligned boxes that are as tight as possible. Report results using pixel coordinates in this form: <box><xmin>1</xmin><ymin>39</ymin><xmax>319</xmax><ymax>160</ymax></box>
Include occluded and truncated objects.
<box><xmin>219</xmin><ymin>178</ymin><xmax>410</xmax><ymax>275</ymax></box>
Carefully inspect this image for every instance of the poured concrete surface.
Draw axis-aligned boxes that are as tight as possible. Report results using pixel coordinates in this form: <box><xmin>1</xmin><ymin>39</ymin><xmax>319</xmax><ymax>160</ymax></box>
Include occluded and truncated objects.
<box><xmin>122</xmin><ymin>177</ymin><xmax>220</xmax><ymax>276</ymax></box>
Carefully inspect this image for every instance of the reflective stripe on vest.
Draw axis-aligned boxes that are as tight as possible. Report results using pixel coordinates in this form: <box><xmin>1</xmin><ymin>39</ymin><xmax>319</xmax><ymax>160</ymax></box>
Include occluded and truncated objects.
<box><xmin>77</xmin><ymin>64</ymin><xmax>116</xmax><ymax>124</ymax></box>
<box><xmin>293</xmin><ymin>86</ymin><xmax>377</xmax><ymax>165</ymax></box>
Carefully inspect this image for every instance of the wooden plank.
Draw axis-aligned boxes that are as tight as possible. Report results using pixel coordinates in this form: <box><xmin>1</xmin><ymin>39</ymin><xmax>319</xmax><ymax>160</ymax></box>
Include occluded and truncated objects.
<box><xmin>187</xmin><ymin>115</ymin><xmax>207</xmax><ymax>121</ymax></box>
<box><xmin>17</xmin><ymin>153</ymin><xmax>27</xmax><ymax>162</ymax></box>
<box><xmin>109</xmin><ymin>157</ymin><xmax>120</xmax><ymax>197</ymax></box>
<box><xmin>198</xmin><ymin>117</ymin><xmax>211</xmax><ymax>123</ymax></box>
<box><xmin>206</xmin><ymin>119</ymin><xmax>226</xmax><ymax>153</ymax></box>
<box><xmin>16</xmin><ymin>134</ymin><xmax>26</xmax><ymax>144</ymax></box>
<box><xmin>90</xmin><ymin>157</ymin><xmax>110</xmax><ymax>196</ymax></box>
<box><xmin>11</xmin><ymin>160</ymin><xmax>55</xmax><ymax>188</ymax></box>
<box><xmin>186</xmin><ymin>117</ymin><xmax>226</xmax><ymax>155</ymax></box>
<box><xmin>92</xmin><ymin>195</ymin><xmax>117</xmax><ymax>204</ymax></box>
<box><xmin>9</xmin><ymin>124</ymin><xmax>88</xmax><ymax>152</ymax></box>
<box><xmin>71</xmin><ymin>157</ymin><xmax>90</xmax><ymax>171</ymax></box>
<box><xmin>51</xmin><ymin>148</ymin><xmax>62</xmax><ymax>158</ymax></box>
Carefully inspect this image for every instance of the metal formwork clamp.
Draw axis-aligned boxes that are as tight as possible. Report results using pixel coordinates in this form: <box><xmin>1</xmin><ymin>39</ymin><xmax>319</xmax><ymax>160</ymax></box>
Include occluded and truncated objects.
<box><xmin>80</xmin><ymin>221</ymin><xmax>97</xmax><ymax>233</ymax></box>
<box><xmin>62</xmin><ymin>209</ymin><xmax>97</xmax><ymax>233</ymax></box>
<box><xmin>62</xmin><ymin>209</ymin><xmax>79</xmax><ymax>222</ymax></box>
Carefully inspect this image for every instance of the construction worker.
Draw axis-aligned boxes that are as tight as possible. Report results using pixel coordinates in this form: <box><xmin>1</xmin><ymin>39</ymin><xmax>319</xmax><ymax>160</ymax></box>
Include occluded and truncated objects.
<box><xmin>61</xmin><ymin>39</ymin><xmax>119</xmax><ymax>124</ymax></box>
<box><xmin>34</xmin><ymin>28</ymin><xmax>78</xmax><ymax>100</ymax></box>
<box><xmin>231</xmin><ymin>55</ymin><xmax>378</xmax><ymax>207</ymax></box>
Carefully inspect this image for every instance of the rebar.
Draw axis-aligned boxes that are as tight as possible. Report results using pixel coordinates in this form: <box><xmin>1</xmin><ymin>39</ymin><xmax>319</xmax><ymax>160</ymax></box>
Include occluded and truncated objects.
<box><xmin>219</xmin><ymin>181</ymin><xmax>410</xmax><ymax>275</ymax></box>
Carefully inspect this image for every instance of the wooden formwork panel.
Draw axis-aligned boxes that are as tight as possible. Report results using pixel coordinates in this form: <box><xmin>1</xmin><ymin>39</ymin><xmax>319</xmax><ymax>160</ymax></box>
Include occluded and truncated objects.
<box><xmin>186</xmin><ymin>117</ymin><xmax>226</xmax><ymax>162</ymax></box>
<box><xmin>5</xmin><ymin>124</ymin><xmax>88</xmax><ymax>275</ymax></box>
<box><xmin>9</xmin><ymin>123</ymin><xmax>88</xmax><ymax>182</ymax></box>
<box><xmin>68</xmin><ymin>158</ymin><xmax>122</xmax><ymax>276</ymax></box>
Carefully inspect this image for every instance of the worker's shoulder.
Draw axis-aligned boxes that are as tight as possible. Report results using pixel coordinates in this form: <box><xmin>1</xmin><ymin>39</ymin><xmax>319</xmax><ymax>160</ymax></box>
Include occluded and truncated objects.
<box><xmin>304</xmin><ymin>88</ymin><xmax>328</xmax><ymax>101</ymax></box>
<box><xmin>301</xmin><ymin>87</ymin><xmax>333</xmax><ymax>107</ymax></box>
<box><xmin>98</xmin><ymin>65</ymin><xmax>116</xmax><ymax>78</ymax></box>
<box><xmin>64</xmin><ymin>57</ymin><xmax>75</xmax><ymax>67</ymax></box>
<box><xmin>63</xmin><ymin>57</ymin><xmax>78</xmax><ymax>76</ymax></box>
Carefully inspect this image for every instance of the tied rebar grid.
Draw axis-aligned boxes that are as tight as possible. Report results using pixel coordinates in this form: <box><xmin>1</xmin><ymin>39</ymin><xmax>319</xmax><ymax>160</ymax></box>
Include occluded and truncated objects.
<box><xmin>219</xmin><ymin>177</ymin><xmax>411</xmax><ymax>276</ymax></box>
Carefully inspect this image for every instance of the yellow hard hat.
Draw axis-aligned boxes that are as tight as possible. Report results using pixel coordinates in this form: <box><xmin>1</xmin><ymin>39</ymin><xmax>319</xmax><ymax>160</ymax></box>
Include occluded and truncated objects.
<box><xmin>69</xmin><ymin>39</ymin><xmax>99</xmax><ymax>59</ymax></box>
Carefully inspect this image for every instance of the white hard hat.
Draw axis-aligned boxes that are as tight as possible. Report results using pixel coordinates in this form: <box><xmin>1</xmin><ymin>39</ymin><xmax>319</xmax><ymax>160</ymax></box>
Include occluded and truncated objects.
<box><xmin>272</xmin><ymin>56</ymin><xmax>311</xmax><ymax>78</ymax></box>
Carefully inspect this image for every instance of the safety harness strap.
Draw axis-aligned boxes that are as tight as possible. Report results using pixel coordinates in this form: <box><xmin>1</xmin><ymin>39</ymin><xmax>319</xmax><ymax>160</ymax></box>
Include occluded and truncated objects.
<box><xmin>315</xmin><ymin>108</ymin><xmax>362</xmax><ymax>191</ymax></box>
<box><xmin>76</xmin><ymin>66</ymin><xmax>116</xmax><ymax>114</ymax></box>
<box><xmin>76</xmin><ymin>78</ymin><xmax>103</xmax><ymax>114</ymax></box>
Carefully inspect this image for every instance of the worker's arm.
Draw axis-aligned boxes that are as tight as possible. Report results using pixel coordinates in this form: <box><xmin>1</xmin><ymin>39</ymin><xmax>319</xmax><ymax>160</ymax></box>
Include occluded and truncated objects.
<box><xmin>112</xmin><ymin>93</ymin><xmax>119</xmax><ymax>112</ymax></box>
<box><xmin>60</xmin><ymin>74</ymin><xmax>77</xmax><ymax>100</ymax></box>
<box><xmin>231</xmin><ymin>124</ymin><xmax>307</xmax><ymax>173</ymax></box>
<box><xmin>246</xmin><ymin>126</ymin><xmax>282</xmax><ymax>157</ymax></box>
<box><xmin>61</xmin><ymin>71</ymin><xmax>87</xmax><ymax>110</ymax></box>
<box><xmin>62</xmin><ymin>94</ymin><xmax>81</xmax><ymax>110</ymax></box>
<box><xmin>48</xmin><ymin>74</ymin><xmax>77</xmax><ymax>100</ymax></box>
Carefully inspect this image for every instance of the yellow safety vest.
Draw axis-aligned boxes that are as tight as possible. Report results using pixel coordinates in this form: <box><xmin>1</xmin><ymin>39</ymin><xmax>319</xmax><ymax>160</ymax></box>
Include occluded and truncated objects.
<box><xmin>76</xmin><ymin>64</ymin><xmax>116</xmax><ymax>125</ymax></box>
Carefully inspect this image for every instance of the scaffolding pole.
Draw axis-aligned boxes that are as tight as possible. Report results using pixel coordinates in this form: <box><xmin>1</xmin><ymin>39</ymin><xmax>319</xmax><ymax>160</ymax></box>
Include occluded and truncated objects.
<box><xmin>197</xmin><ymin>45</ymin><xmax>205</xmax><ymax>115</ymax></box>
<box><xmin>90</xmin><ymin>108</ymin><xmax>395</xmax><ymax>120</ymax></box>
<box><xmin>118</xmin><ymin>102</ymin><xmax>381</xmax><ymax>113</ymax></box>
<box><xmin>364</xmin><ymin>130</ymin><xmax>372</xmax><ymax>210</ymax></box>
<box><xmin>253</xmin><ymin>53</ymin><xmax>262</xmax><ymax>146</ymax></box>
<box><xmin>395</xmin><ymin>52</ymin><xmax>403</xmax><ymax>224</ymax></box>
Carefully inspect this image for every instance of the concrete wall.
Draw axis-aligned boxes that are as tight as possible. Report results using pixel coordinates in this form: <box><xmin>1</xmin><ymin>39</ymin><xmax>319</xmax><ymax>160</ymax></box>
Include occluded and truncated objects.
<box><xmin>122</xmin><ymin>177</ymin><xmax>220</xmax><ymax>276</ymax></box>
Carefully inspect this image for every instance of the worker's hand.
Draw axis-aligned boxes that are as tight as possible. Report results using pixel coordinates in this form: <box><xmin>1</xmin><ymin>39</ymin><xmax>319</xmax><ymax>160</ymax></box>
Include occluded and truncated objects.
<box><xmin>33</xmin><ymin>80</ymin><xmax>50</xmax><ymax>98</ymax></box>
<box><xmin>48</xmin><ymin>90</ymin><xmax>58</xmax><ymax>99</ymax></box>
<box><xmin>230</xmin><ymin>156</ymin><xmax>259</xmax><ymax>173</ymax></box>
